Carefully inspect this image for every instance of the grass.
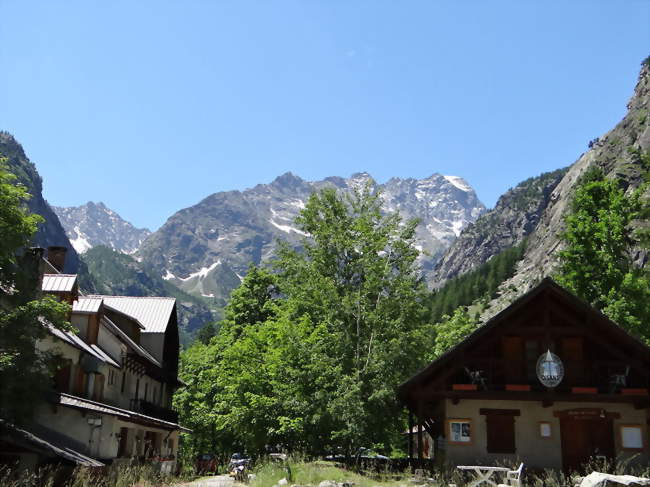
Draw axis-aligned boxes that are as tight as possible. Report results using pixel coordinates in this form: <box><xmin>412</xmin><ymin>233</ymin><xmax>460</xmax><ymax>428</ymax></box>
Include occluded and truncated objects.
<box><xmin>0</xmin><ymin>464</ymin><xmax>193</xmax><ymax>487</ymax></box>
<box><xmin>249</xmin><ymin>460</ymin><xmax>411</xmax><ymax>487</ymax></box>
<box><xmin>247</xmin><ymin>456</ymin><xmax>650</xmax><ymax>487</ymax></box>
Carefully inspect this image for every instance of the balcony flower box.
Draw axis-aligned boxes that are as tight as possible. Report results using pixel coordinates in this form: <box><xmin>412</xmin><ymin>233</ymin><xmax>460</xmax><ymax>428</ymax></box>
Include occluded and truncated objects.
<box><xmin>572</xmin><ymin>387</ymin><xmax>598</xmax><ymax>394</ymax></box>
<box><xmin>621</xmin><ymin>388</ymin><xmax>649</xmax><ymax>396</ymax></box>
<box><xmin>452</xmin><ymin>384</ymin><xmax>477</xmax><ymax>391</ymax></box>
<box><xmin>506</xmin><ymin>384</ymin><xmax>531</xmax><ymax>392</ymax></box>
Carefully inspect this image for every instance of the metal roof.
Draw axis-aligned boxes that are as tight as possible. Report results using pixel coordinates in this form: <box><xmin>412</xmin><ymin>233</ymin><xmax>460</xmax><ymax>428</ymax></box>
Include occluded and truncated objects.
<box><xmin>42</xmin><ymin>274</ymin><xmax>77</xmax><ymax>293</ymax></box>
<box><xmin>94</xmin><ymin>296</ymin><xmax>176</xmax><ymax>333</ymax></box>
<box><xmin>72</xmin><ymin>297</ymin><xmax>103</xmax><ymax>314</ymax></box>
<box><xmin>0</xmin><ymin>419</ymin><xmax>104</xmax><ymax>467</ymax></box>
<box><xmin>44</xmin><ymin>320</ymin><xmax>120</xmax><ymax>368</ymax></box>
<box><xmin>101</xmin><ymin>316</ymin><xmax>161</xmax><ymax>368</ymax></box>
<box><xmin>57</xmin><ymin>393</ymin><xmax>190</xmax><ymax>432</ymax></box>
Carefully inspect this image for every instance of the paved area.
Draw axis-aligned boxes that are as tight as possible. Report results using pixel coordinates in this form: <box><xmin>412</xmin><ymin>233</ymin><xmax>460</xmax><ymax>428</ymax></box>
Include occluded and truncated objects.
<box><xmin>179</xmin><ymin>474</ymin><xmax>237</xmax><ymax>487</ymax></box>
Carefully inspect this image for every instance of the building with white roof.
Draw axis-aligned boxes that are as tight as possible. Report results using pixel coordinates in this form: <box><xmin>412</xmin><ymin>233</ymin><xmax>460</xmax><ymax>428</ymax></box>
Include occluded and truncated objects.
<box><xmin>1</xmin><ymin>247</ymin><xmax>189</xmax><ymax>472</ymax></box>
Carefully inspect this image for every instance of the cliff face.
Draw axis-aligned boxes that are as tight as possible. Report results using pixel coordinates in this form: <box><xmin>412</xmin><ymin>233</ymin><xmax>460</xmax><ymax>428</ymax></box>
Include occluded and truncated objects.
<box><xmin>484</xmin><ymin>61</ymin><xmax>650</xmax><ymax>317</ymax></box>
<box><xmin>0</xmin><ymin>132</ymin><xmax>80</xmax><ymax>273</ymax></box>
<box><xmin>432</xmin><ymin>167</ymin><xmax>568</xmax><ymax>285</ymax></box>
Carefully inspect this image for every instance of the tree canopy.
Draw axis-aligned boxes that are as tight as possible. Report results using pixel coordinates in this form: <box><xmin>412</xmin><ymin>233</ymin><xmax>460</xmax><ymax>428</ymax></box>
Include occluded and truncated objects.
<box><xmin>556</xmin><ymin>168</ymin><xmax>650</xmax><ymax>340</ymax></box>
<box><xmin>174</xmin><ymin>185</ymin><xmax>433</xmax><ymax>459</ymax></box>
<box><xmin>0</xmin><ymin>161</ymin><xmax>69</xmax><ymax>424</ymax></box>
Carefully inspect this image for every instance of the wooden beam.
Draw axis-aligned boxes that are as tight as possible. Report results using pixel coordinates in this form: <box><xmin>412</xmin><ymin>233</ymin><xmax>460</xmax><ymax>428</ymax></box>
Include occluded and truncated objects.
<box><xmin>479</xmin><ymin>408</ymin><xmax>521</xmax><ymax>416</ymax></box>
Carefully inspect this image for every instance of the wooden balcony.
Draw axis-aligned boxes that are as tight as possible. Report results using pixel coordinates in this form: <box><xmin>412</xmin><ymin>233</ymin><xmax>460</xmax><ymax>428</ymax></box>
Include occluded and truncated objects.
<box><xmin>130</xmin><ymin>399</ymin><xmax>179</xmax><ymax>424</ymax></box>
<box><xmin>452</xmin><ymin>358</ymin><xmax>649</xmax><ymax>395</ymax></box>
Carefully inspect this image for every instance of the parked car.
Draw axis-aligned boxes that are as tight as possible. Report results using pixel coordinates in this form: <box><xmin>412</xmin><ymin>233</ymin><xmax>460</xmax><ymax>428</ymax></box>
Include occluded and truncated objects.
<box><xmin>195</xmin><ymin>453</ymin><xmax>218</xmax><ymax>474</ymax></box>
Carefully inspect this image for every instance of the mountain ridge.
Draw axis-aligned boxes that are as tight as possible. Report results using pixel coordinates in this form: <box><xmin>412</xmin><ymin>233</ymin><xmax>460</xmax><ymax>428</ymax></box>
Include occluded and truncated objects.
<box><xmin>137</xmin><ymin>170</ymin><xmax>485</xmax><ymax>304</ymax></box>
<box><xmin>53</xmin><ymin>201</ymin><xmax>151</xmax><ymax>254</ymax></box>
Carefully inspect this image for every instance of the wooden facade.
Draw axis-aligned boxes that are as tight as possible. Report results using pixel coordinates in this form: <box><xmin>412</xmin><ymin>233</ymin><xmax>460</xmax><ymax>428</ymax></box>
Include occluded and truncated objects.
<box><xmin>398</xmin><ymin>278</ymin><xmax>650</xmax><ymax>472</ymax></box>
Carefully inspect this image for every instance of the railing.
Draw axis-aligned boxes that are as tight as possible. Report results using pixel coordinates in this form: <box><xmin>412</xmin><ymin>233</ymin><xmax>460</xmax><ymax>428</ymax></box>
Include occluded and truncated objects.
<box><xmin>130</xmin><ymin>399</ymin><xmax>179</xmax><ymax>423</ymax></box>
<box><xmin>454</xmin><ymin>359</ymin><xmax>647</xmax><ymax>392</ymax></box>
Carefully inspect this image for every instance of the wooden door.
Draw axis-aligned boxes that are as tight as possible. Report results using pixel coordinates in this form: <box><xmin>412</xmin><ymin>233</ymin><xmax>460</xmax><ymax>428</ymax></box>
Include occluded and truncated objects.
<box><xmin>560</xmin><ymin>417</ymin><xmax>614</xmax><ymax>472</ymax></box>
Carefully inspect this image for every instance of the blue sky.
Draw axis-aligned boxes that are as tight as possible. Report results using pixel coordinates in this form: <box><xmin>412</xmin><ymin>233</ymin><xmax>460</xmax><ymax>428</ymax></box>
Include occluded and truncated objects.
<box><xmin>1</xmin><ymin>1</ymin><xmax>649</xmax><ymax>230</ymax></box>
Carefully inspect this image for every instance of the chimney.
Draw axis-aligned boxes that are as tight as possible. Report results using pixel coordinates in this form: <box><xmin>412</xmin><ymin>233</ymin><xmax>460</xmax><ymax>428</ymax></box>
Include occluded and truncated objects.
<box><xmin>47</xmin><ymin>246</ymin><xmax>67</xmax><ymax>273</ymax></box>
<box><xmin>21</xmin><ymin>247</ymin><xmax>45</xmax><ymax>291</ymax></box>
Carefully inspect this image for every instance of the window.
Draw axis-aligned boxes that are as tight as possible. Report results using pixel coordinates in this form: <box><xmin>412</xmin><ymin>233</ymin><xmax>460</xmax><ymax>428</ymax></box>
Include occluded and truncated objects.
<box><xmin>620</xmin><ymin>425</ymin><xmax>644</xmax><ymax>450</ymax></box>
<box><xmin>539</xmin><ymin>422</ymin><xmax>552</xmax><ymax>438</ymax></box>
<box><xmin>121</xmin><ymin>371</ymin><xmax>126</xmax><ymax>393</ymax></box>
<box><xmin>447</xmin><ymin>419</ymin><xmax>472</xmax><ymax>444</ymax></box>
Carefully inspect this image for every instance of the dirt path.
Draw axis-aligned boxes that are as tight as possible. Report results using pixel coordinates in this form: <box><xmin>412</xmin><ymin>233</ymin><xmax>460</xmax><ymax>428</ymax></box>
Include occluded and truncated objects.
<box><xmin>178</xmin><ymin>474</ymin><xmax>237</xmax><ymax>487</ymax></box>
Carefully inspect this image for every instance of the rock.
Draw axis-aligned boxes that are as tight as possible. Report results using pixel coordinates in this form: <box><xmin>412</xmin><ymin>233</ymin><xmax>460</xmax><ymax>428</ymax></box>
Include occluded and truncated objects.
<box><xmin>279</xmin><ymin>479</ymin><xmax>288</xmax><ymax>486</ymax></box>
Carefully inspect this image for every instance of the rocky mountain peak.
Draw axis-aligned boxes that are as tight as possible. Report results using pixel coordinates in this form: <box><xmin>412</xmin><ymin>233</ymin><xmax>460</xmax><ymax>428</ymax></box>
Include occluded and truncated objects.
<box><xmin>137</xmin><ymin>171</ymin><xmax>486</xmax><ymax>304</ymax></box>
<box><xmin>53</xmin><ymin>202</ymin><xmax>151</xmax><ymax>255</ymax></box>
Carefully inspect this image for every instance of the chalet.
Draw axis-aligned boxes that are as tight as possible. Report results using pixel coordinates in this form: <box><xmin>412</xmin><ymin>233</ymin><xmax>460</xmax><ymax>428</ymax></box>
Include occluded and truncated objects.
<box><xmin>0</xmin><ymin>247</ymin><xmax>189</xmax><ymax>472</ymax></box>
<box><xmin>398</xmin><ymin>278</ymin><xmax>650</xmax><ymax>472</ymax></box>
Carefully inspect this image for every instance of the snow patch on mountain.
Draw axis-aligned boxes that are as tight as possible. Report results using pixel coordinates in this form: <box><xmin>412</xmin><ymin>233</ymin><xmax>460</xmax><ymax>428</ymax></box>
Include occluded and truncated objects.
<box><xmin>270</xmin><ymin>219</ymin><xmax>309</xmax><ymax>236</ymax></box>
<box><xmin>443</xmin><ymin>175</ymin><xmax>472</xmax><ymax>192</ymax></box>
<box><xmin>70</xmin><ymin>226</ymin><xmax>92</xmax><ymax>253</ymax></box>
<box><xmin>179</xmin><ymin>261</ymin><xmax>222</xmax><ymax>281</ymax></box>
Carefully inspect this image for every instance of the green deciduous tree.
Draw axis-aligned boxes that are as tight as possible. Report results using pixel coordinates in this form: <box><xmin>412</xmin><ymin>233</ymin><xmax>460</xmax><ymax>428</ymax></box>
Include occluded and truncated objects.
<box><xmin>0</xmin><ymin>161</ymin><xmax>70</xmax><ymax>424</ymax></box>
<box><xmin>175</xmin><ymin>186</ymin><xmax>433</xmax><ymax>459</ymax></box>
<box><xmin>431</xmin><ymin>308</ymin><xmax>478</xmax><ymax>358</ymax></box>
<box><xmin>556</xmin><ymin>168</ymin><xmax>650</xmax><ymax>340</ymax></box>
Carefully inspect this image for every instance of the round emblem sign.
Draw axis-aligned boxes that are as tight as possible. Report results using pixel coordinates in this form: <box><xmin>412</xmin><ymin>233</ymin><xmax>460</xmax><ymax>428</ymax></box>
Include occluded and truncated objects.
<box><xmin>536</xmin><ymin>350</ymin><xmax>564</xmax><ymax>388</ymax></box>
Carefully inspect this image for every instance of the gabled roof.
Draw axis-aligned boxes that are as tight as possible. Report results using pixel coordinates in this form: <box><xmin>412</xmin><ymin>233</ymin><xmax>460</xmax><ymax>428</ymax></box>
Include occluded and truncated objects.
<box><xmin>72</xmin><ymin>296</ymin><xmax>103</xmax><ymax>314</ymax></box>
<box><xmin>398</xmin><ymin>278</ymin><xmax>650</xmax><ymax>400</ymax></box>
<box><xmin>42</xmin><ymin>274</ymin><xmax>77</xmax><ymax>293</ymax></box>
<box><xmin>101</xmin><ymin>316</ymin><xmax>161</xmax><ymax>368</ymax></box>
<box><xmin>44</xmin><ymin>319</ymin><xmax>120</xmax><ymax>368</ymax></box>
<box><xmin>94</xmin><ymin>296</ymin><xmax>176</xmax><ymax>333</ymax></box>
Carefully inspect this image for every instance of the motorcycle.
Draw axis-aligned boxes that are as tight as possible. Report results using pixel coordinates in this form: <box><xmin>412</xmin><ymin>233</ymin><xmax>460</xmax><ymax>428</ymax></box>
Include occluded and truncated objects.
<box><xmin>228</xmin><ymin>453</ymin><xmax>251</xmax><ymax>482</ymax></box>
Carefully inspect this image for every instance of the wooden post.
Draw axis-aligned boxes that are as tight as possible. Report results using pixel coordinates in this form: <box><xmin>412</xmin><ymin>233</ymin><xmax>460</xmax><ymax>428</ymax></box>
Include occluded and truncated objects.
<box><xmin>408</xmin><ymin>410</ymin><xmax>414</xmax><ymax>471</ymax></box>
<box><xmin>417</xmin><ymin>402</ymin><xmax>424</xmax><ymax>464</ymax></box>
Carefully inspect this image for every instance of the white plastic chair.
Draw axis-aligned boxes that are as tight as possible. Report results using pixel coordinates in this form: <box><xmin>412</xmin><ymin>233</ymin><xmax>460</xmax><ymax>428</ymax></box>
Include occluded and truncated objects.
<box><xmin>497</xmin><ymin>463</ymin><xmax>524</xmax><ymax>487</ymax></box>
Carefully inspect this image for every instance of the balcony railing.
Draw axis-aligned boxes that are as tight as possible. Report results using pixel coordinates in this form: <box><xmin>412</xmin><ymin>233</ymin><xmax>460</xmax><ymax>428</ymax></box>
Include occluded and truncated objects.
<box><xmin>130</xmin><ymin>399</ymin><xmax>179</xmax><ymax>423</ymax></box>
<box><xmin>453</xmin><ymin>358</ymin><xmax>648</xmax><ymax>393</ymax></box>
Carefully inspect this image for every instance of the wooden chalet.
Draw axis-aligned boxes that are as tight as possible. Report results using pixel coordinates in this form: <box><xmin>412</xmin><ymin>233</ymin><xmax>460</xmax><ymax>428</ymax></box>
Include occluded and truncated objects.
<box><xmin>398</xmin><ymin>278</ymin><xmax>650</xmax><ymax>472</ymax></box>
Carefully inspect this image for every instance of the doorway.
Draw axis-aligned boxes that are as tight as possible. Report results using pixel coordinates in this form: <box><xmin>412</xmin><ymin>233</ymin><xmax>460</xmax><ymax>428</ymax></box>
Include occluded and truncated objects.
<box><xmin>560</xmin><ymin>416</ymin><xmax>614</xmax><ymax>472</ymax></box>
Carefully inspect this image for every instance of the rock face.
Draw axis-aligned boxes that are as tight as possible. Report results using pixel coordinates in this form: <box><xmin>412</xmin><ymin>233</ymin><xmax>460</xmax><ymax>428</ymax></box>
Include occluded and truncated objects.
<box><xmin>0</xmin><ymin>132</ymin><xmax>80</xmax><ymax>273</ymax></box>
<box><xmin>53</xmin><ymin>202</ymin><xmax>151</xmax><ymax>254</ymax></box>
<box><xmin>138</xmin><ymin>172</ymin><xmax>485</xmax><ymax>305</ymax></box>
<box><xmin>81</xmin><ymin>246</ymin><xmax>216</xmax><ymax>341</ymax></box>
<box><xmin>432</xmin><ymin>167</ymin><xmax>568</xmax><ymax>285</ymax></box>
<box><xmin>483</xmin><ymin>60</ymin><xmax>650</xmax><ymax>318</ymax></box>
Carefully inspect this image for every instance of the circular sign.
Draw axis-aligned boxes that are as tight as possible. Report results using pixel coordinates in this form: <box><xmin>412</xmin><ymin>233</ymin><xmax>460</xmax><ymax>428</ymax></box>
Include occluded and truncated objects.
<box><xmin>536</xmin><ymin>350</ymin><xmax>564</xmax><ymax>388</ymax></box>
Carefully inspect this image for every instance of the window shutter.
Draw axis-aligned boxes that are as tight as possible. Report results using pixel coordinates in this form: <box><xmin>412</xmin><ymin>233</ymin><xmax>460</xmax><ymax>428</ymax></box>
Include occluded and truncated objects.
<box><xmin>486</xmin><ymin>414</ymin><xmax>516</xmax><ymax>453</ymax></box>
<box><xmin>93</xmin><ymin>374</ymin><xmax>105</xmax><ymax>401</ymax></box>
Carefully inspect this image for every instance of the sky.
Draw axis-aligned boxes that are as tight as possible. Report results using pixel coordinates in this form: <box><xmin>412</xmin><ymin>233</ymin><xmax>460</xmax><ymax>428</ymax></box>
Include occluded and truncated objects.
<box><xmin>1</xmin><ymin>1</ymin><xmax>649</xmax><ymax>231</ymax></box>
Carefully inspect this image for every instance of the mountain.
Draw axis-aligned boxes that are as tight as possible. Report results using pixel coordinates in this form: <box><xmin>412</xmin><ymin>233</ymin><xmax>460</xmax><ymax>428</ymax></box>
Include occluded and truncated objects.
<box><xmin>53</xmin><ymin>202</ymin><xmax>151</xmax><ymax>254</ymax></box>
<box><xmin>138</xmin><ymin>172</ymin><xmax>485</xmax><ymax>304</ymax></box>
<box><xmin>0</xmin><ymin>132</ymin><xmax>80</xmax><ymax>273</ymax></box>
<box><xmin>81</xmin><ymin>246</ymin><xmax>217</xmax><ymax>343</ymax></box>
<box><xmin>432</xmin><ymin>167</ymin><xmax>568</xmax><ymax>285</ymax></box>
<box><xmin>435</xmin><ymin>59</ymin><xmax>650</xmax><ymax>318</ymax></box>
